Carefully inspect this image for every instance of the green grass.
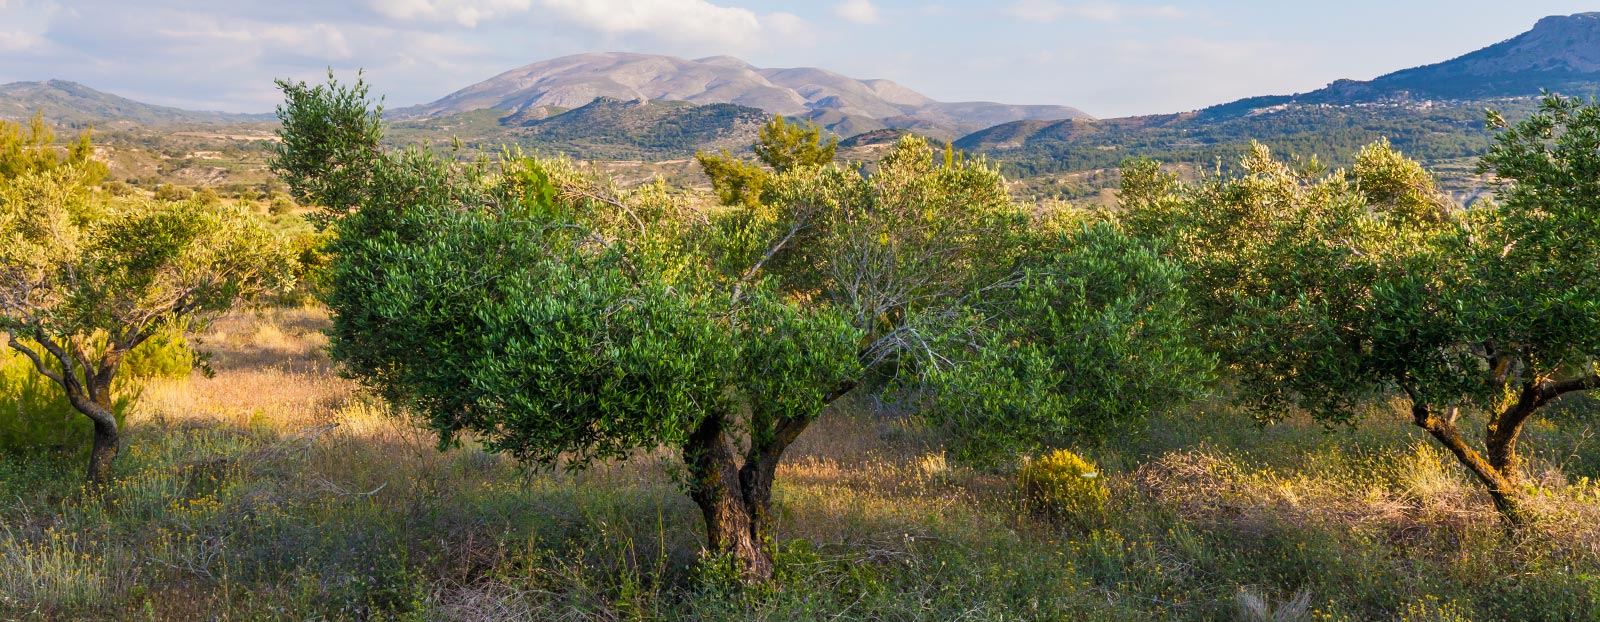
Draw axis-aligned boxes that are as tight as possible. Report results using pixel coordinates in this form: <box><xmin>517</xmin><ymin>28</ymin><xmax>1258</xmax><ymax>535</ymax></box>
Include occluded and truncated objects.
<box><xmin>0</xmin><ymin>309</ymin><xmax>1598</xmax><ymax>620</ymax></box>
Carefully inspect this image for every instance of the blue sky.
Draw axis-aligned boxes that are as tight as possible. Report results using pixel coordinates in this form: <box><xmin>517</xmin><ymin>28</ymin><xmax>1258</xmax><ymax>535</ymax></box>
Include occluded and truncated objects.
<box><xmin>0</xmin><ymin>0</ymin><xmax>1593</xmax><ymax>117</ymax></box>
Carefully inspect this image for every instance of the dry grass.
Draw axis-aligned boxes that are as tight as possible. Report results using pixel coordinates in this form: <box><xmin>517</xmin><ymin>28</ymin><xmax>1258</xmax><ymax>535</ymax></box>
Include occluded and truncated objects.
<box><xmin>137</xmin><ymin>307</ymin><xmax>350</xmax><ymax>431</ymax></box>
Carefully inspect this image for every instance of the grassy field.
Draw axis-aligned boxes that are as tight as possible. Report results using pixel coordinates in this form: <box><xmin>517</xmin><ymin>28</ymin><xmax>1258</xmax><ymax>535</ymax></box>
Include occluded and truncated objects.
<box><xmin>1</xmin><ymin>308</ymin><xmax>1599</xmax><ymax>620</ymax></box>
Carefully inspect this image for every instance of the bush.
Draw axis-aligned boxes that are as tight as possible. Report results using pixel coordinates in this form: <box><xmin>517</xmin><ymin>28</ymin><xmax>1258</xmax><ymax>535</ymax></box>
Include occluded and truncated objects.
<box><xmin>268</xmin><ymin>194</ymin><xmax>295</xmax><ymax>215</ymax></box>
<box><xmin>153</xmin><ymin>184</ymin><xmax>193</xmax><ymax>202</ymax></box>
<box><xmin>101</xmin><ymin>180</ymin><xmax>135</xmax><ymax>197</ymax></box>
<box><xmin>194</xmin><ymin>186</ymin><xmax>222</xmax><ymax>206</ymax></box>
<box><xmin>1018</xmin><ymin>448</ymin><xmax>1108</xmax><ymax>526</ymax></box>
<box><xmin>121</xmin><ymin>323</ymin><xmax>199</xmax><ymax>380</ymax></box>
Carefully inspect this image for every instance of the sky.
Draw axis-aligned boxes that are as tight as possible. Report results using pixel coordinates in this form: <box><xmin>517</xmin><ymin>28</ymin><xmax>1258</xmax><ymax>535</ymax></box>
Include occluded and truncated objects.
<box><xmin>0</xmin><ymin>0</ymin><xmax>1595</xmax><ymax>118</ymax></box>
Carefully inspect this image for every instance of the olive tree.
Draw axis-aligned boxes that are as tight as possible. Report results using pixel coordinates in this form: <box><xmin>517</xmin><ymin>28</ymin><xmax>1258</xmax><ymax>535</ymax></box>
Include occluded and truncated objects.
<box><xmin>275</xmin><ymin>75</ymin><xmax>1206</xmax><ymax>581</ymax></box>
<box><xmin>1124</xmin><ymin>101</ymin><xmax>1600</xmax><ymax>521</ymax></box>
<box><xmin>0</xmin><ymin>132</ymin><xmax>291</xmax><ymax>481</ymax></box>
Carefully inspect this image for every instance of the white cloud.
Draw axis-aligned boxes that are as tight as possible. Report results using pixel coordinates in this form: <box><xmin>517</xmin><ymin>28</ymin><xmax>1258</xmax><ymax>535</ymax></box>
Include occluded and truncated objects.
<box><xmin>540</xmin><ymin>0</ymin><xmax>772</xmax><ymax>47</ymax></box>
<box><xmin>369</xmin><ymin>0</ymin><xmax>532</xmax><ymax>28</ymax></box>
<box><xmin>154</xmin><ymin>20</ymin><xmax>354</xmax><ymax>60</ymax></box>
<box><xmin>0</xmin><ymin>0</ymin><xmax>58</xmax><ymax>53</ymax></box>
<box><xmin>1002</xmin><ymin>1</ymin><xmax>1186</xmax><ymax>23</ymax></box>
<box><xmin>833</xmin><ymin>0</ymin><xmax>880</xmax><ymax>25</ymax></box>
<box><xmin>367</xmin><ymin>0</ymin><xmax>813</xmax><ymax>51</ymax></box>
<box><xmin>0</xmin><ymin>30</ymin><xmax>44</xmax><ymax>51</ymax></box>
<box><xmin>762</xmin><ymin>12</ymin><xmax>815</xmax><ymax>44</ymax></box>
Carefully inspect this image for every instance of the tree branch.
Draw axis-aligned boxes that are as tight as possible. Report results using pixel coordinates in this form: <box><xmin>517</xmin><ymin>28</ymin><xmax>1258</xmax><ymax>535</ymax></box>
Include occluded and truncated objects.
<box><xmin>565</xmin><ymin>186</ymin><xmax>645</xmax><ymax>235</ymax></box>
<box><xmin>731</xmin><ymin>221</ymin><xmax>804</xmax><ymax>304</ymax></box>
<box><xmin>1543</xmin><ymin>372</ymin><xmax>1600</xmax><ymax>400</ymax></box>
<box><xmin>6</xmin><ymin>333</ymin><xmax>65</xmax><ymax>385</ymax></box>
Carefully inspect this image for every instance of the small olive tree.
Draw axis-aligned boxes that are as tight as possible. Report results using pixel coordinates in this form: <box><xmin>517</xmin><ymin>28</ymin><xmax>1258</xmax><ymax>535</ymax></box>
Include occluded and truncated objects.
<box><xmin>695</xmin><ymin>115</ymin><xmax>835</xmax><ymax>209</ymax></box>
<box><xmin>276</xmin><ymin>75</ymin><xmax>1206</xmax><ymax>581</ymax></box>
<box><xmin>1</xmin><ymin>122</ymin><xmax>291</xmax><ymax>481</ymax></box>
<box><xmin>1125</xmin><ymin>100</ymin><xmax>1600</xmax><ymax>522</ymax></box>
<box><xmin>928</xmin><ymin>220</ymin><xmax>1213</xmax><ymax>464</ymax></box>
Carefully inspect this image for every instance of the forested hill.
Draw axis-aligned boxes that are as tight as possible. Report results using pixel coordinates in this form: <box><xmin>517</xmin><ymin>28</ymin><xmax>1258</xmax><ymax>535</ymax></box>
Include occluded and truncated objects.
<box><xmin>1206</xmin><ymin>12</ymin><xmax>1600</xmax><ymax>117</ymax></box>
<box><xmin>956</xmin><ymin>101</ymin><xmax>1526</xmax><ymax>181</ymax></box>
<box><xmin>959</xmin><ymin>12</ymin><xmax>1597</xmax><ymax>194</ymax></box>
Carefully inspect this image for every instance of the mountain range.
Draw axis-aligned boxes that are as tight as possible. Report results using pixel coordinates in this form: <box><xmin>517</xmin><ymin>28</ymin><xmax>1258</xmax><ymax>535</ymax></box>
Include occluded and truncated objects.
<box><xmin>392</xmin><ymin>52</ymin><xmax>1092</xmax><ymax>139</ymax></box>
<box><xmin>1204</xmin><ymin>12</ymin><xmax>1600</xmax><ymax>117</ymax></box>
<box><xmin>956</xmin><ymin>11</ymin><xmax>1600</xmax><ymax>193</ymax></box>
<box><xmin>3</xmin><ymin>12</ymin><xmax>1598</xmax><ymax>179</ymax></box>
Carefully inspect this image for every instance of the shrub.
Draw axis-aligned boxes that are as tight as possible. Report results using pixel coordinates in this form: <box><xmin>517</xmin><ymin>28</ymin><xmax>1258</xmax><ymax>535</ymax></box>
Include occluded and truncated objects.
<box><xmin>275</xmin><ymin>230</ymin><xmax>330</xmax><ymax>305</ymax></box>
<box><xmin>269</xmin><ymin>194</ymin><xmax>294</xmax><ymax>215</ymax></box>
<box><xmin>121</xmin><ymin>323</ymin><xmax>199</xmax><ymax>380</ymax></box>
<box><xmin>194</xmin><ymin>186</ymin><xmax>222</xmax><ymax>206</ymax></box>
<box><xmin>153</xmin><ymin>184</ymin><xmax>193</xmax><ymax>202</ymax></box>
<box><xmin>101</xmin><ymin>180</ymin><xmax>135</xmax><ymax>197</ymax></box>
<box><xmin>1018</xmin><ymin>448</ymin><xmax>1108</xmax><ymax>525</ymax></box>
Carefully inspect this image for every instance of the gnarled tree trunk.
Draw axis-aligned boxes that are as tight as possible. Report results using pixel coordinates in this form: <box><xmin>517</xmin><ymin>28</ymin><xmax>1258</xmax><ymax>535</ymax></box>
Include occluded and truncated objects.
<box><xmin>683</xmin><ymin>413</ymin><xmax>776</xmax><ymax>583</ymax></box>
<box><xmin>9</xmin><ymin>333</ymin><xmax>127</xmax><ymax>484</ymax></box>
<box><xmin>1410</xmin><ymin>402</ymin><xmax>1523</xmax><ymax>522</ymax></box>
<box><xmin>60</xmin><ymin>367</ymin><xmax>121</xmax><ymax>484</ymax></box>
<box><xmin>681</xmin><ymin>382</ymin><xmax>854</xmax><ymax>583</ymax></box>
<box><xmin>86</xmin><ymin>413</ymin><xmax>119</xmax><ymax>484</ymax></box>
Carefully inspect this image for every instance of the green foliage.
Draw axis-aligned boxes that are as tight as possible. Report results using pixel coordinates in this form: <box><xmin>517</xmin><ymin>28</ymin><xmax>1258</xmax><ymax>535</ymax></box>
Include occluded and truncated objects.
<box><xmin>1123</xmin><ymin>100</ymin><xmax>1600</xmax><ymax>518</ymax></box>
<box><xmin>193</xmin><ymin>186</ymin><xmax>221</xmax><ymax>207</ymax></box>
<box><xmin>929</xmin><ymin>222</ymin><xmax>1211</xmax><ymax>464</ymax></box>
<box><xmin>753</xmin><ymin>116</ymin><xmax>836</xmax><ymax>173</ymax></box>
<box><xmin>272</xmin><ymin>70</ymin><xmax>385</xmax><ymax>229</ymax></box>
<box><xmin>0</xmin><ymin>150</ymin><xmax>290</xmax><ymax>477</ymax></box>
<box><xmin>967</xmin><ymin>102</ymin><xmax>1514</xmax><ymax>184</ymax></box>
<box><xmin>0</xmin><ymin>112</ymin><xmax>106</xmax><ymax>186</ymax></box>
<box><xmin>0</xmin><ymin>321</ymin><xmax>189</xmax><ymax>456</ymax></box>
<box><xmin>274</xmin><ymin>229</ymin><xmax>330</xmax><ymax>305</ymax></box>
<box><xmin>268</xmin><ymin>194</ymin><xmax>294</xmax><ymax>215</ymax></box>
<box><xmin>1018</xmin><ymin>448</ymin><xmax>1108</xmax><ymax>525</ymax></box>
<box><xmin>152</xmin><ymin>184</ymin><xmax>193</xmax><ymax>202</ymax></box>
<box><xmin>120</xmin><ymin>323</ymin><xmax>198</xmax><ymax>380</ymax></box>
<box><xmin>696</xmin><ymin>149</ymin><xmax>768</xmax><ymax>208</ymax></box>
<box><xmin>4</xmin><ymin>303</ymin><xmax>1600</xmax><ymax>619</ymax></box>
<box><xmin>1123</xmin><ymin>141</ymin><xmax>1471</xmax><ymax>423</ymax></box>
<box><xmin>277</xmin><ymin>77</ymin><xmax>1029</xmax><ymax>468</ymax></box>
<box><xmin>1475</xmin><ymin>94</ymin><xmax>1600</xmax><ymax>384</ymax></box>
<box><xmin>278</xmin><ymin>75</ymin><xmax>1224</xmax><ymax>580</ymax></box>
<box><xmin>698</xmin><ymin>115</ymin><xmax>838</xmax><ymax>209</ymax></box>
<box><xmin>497</xmin><ymin>99</ymin><xmax>770</xmax><ymax>161</ymax></box>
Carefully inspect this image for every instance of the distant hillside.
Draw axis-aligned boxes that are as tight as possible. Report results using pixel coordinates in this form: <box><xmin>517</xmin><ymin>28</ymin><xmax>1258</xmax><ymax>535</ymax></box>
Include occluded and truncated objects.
<box><xmin>838</xmin><ymin>128</ymin><xmax>918</xmax><ymax>148</ymax></box>
<box><xmin>392</xmin><ymin>53</ymin><xmax>1091</xmax><ymax>140</ymax></box>
<box><xmin>1206</xmin><ymin>12</ymin><xmax>1600</xmax><ymax>117</ymax></box>
<box><xmin>956</xmin><ymin>103</ymin><xmax>1518</xmax><ymax>180</ymax></box>
<box><xmin>961</xmin><ymin>12</ymin><xmax>1598</xmax><ymax>201</ymax></box>
<box><xmin>389</xmin><ymin>97</ymin><xmax>768</xmax><ymax>161</ymax></box>
<box><xmin>0</xmin><ymin>80</ymin><xmax>269</xmax><ymax>127</ymax></box>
